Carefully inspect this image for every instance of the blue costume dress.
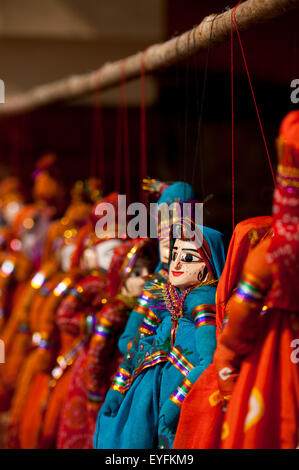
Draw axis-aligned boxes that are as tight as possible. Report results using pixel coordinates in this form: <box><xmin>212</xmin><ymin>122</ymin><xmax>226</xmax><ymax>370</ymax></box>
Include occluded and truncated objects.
<box><xmin>95</xmin><ymin>225</ymin><xmax>225</xmax><ymax>449</ymax></box>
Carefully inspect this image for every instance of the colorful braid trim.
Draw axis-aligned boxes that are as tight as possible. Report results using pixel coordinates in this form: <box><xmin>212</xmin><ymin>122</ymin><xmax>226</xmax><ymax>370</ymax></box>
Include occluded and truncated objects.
<box><xmin>170</xmin><ymin>378</ymin><xmax>193</xmax><ymax>407</ymax></box>
<box><xmin>139</xmin><ymin>309</ymin><xmax>160</xmax><ymax>336</ymax></box>
<box><xmin>167</xmin><ymin>346</ymin><xmax>194</xmax><ymax>377</ymax></box>
<box><xmin>235</xmin><ymin>274</ymin><xmax>265</xmax><ymax>307</ymax></box>
<box><xmin>85</xmin><ymin>313</ymin><xmax>96</xmax><ymax>335</ymax></box>
<box><xmin>134</xmin><ymin>291</ymin><xmax>151</xmax><ymax>316</ymax></box>
<box><xmin>130</xmin><ymin>351</ymin><xmax>168</xmax><ymax>384</ymax></box>
<box><xmin>87</xmin><ymin>390</ymin><xmax>104</xmax><ymax>403</ymax></box>
<box><xmin>277</xmin><ymin>164</ymin><xmax>299</xmax><ymax>189</ymax></box>
<box><xmin>94</xmin><ymin>317</ymin><xmax>112</xmax><ymax>340</ymax></box>
<box><xmin>111</xmin><ymin>368</ymin><xmax>131</xmax><ymax>394</ymax></box>
<box><xmin>69</xmin><ymin>287</ymin><xmax>84</xmax><ymax>301</ymax></box>
<box><xmin>192</xmin><ymin>304</ymin><xmax>216</xmax><ymax>328</ymax></box>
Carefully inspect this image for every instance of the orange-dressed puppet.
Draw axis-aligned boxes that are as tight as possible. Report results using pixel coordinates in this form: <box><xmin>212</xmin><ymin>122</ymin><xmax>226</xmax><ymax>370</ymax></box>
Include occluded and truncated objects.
<box><xmin>215</xmin><ymin>111</ymin><xmax>299</xmax><ymax>449</ymax></box>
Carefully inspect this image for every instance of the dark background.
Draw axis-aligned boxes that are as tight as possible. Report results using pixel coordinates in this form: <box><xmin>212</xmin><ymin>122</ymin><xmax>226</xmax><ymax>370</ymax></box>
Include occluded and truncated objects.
<box><xmin>0</xmin><ymin>0</ymin><xmax>298</xmax><ymax>238</ymax></box>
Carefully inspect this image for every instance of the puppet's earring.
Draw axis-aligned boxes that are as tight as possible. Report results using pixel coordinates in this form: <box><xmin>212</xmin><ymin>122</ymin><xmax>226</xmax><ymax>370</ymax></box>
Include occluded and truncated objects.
<box><xmin>198</xmin><ymin>266</ymin><xmax>208</xmax><ymax>282</ymax></box>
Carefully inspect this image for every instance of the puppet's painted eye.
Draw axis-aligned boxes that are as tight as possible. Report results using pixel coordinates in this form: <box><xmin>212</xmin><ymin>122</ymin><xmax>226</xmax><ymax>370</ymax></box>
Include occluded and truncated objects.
<box><xmin>131</xmin><ymin>269</ymin><xmax>141</xmax><ymax>277</ymax></box>
<box><xmin>181</xmin><ymin>252</ymin><xmax>198</xmax><ymax>262</ymax></box>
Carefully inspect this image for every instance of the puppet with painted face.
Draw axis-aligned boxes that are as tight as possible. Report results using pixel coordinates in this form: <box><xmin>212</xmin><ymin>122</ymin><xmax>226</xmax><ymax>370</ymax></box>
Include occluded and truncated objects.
<box><xmin>213</xmin><ymin>111</ymin><xmax>299</xmax><ymax>449</ymax></box>
<box><xmin>55</xmin><ymin>238</ymin><xmax>157</xmax><ymax>449</ymax></box>
<box><xmin>118</xmin><ymin>180</ymin><xmax>197</xmax><ymax>356</ymax></box>
<box><xmin>94</xmin><ymin>219</ymin><xmax>226</xmax><ymax>449</ymax></box>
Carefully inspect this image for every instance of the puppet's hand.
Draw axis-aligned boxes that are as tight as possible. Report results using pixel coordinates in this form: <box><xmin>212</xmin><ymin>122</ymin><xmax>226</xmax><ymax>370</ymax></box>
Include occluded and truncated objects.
<box><xmin>214</xmin><ymin>342</ymin><xmax>239</xmax><ymax>402</ymax></box>
<box><xmin>101</xmin><ymin>389</ymin><xmax>124</xmax><ymax>417</ymax></box>
<box><xmin>159</xmin><ymin>399</ymin><xmax>180</xmax><ymax>431</ymax></box>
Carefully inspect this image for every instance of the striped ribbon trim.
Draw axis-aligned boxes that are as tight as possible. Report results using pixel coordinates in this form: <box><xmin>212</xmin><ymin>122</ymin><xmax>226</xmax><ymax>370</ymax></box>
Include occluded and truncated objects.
<box><xmin>134</xmin><ymin>292</ymin><xmax>151</xmax><ymax>315</ymax></box>
<box><xmin>235</xmin><ymin>274</ymin><xmax>265</xmax><ymax>306</ymax></box>
<box><xmin>170</xmin><ymin>378</ymin><xmax>193</xmax><ymax>407</ymax></box>
<box><xmin>139</xmin><ymin>309</ymin><xmax>160</xmax><ymax>336</ymax></box>
<box><xmin>69</xmin><ymin>287</ymin><xmax>84</xmax><ymax>300</ymax></box>
<box><xmin>87</xmin><ymin>390</ymin><xmax>104</xmax><ymax>403</ymax></box>
<box><xmin>111</xmin><ymin>368</ymin><xmax>131</xmax><ymax>394</ymax></box>
<box><xmin>95</xmin><ymin>317</ymin><xmax>112</xmax><ymax>340</ymax></box>
<box><xmin>192</xmin><ymin>304</ymin><xmax>216</xmax><ymax>328</ymax></box>
<box><xmin>277</xmin><ymin>172</ymin><xmax>299</xmax><ymax>189</ymax></box>
<box><xmin>123</xmin><ymin>347</ymin><xmax>195</xmax><ymax>393</ymax></box>
<box><xmin>278</xmin><ymin>164</ymin><xmax>299</xmax><ymax>179</ymax></box>
<box><xmin>167</xmin><ymin>346</ymin><xmax>194</xmax><ymax>377</ymax></box>
<box><xmin>130</xmin><ymin>351</ymin><xmax>168</xmax><ymax>384</ymax></box>
<box><xmin>86</xmin><ymin>314</ymin><xmax>96</xmax><ymax>335</ymax></box>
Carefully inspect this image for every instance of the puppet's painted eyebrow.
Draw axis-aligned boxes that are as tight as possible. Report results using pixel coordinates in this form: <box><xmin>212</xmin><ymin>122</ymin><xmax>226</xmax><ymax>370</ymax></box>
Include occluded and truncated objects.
<box><xmin>181</xmin><ymin>248</ymin><xmax>199</xmax><ymax>253</ymax></box>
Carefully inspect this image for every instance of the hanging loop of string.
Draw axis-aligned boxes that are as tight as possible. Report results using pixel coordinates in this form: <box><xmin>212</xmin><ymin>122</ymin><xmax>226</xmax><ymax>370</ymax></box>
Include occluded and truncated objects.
<box><xmin>140</xmin><ymin>49</ymin><xmax>147</xmax><ymax>204</ymax></box>
<box><xmin>90</xmin><ymin>78</ymin><xmax>105</xmax><ymax>190</ymax></box>
<box><xmin>90</xmin><ymin>94</ymin><xmax>98</xmax><ymax>178</ymax></box>
<box><xmin>114</xmin><ymin>58</ymin><xmax>131</xmax><ymax>201</ymax></box>
<box><xmin>182</xmin><ymin>30</ymin><xmax>193</xmax><ymax>189</ymax></box>
<box><xmin>232</xmin><ymin>2</ymin><xmax>277</xmax><ymax>188</ymax></box>
<box><xmin>191</xmin><ymin>14</ymin><xmax>218</xmax><ymax>197</ymax></box>
<box><xmin>115</xmin><ymin>84</ymin><xmax>122</xmax><ymax>192</ymax></box>
<box><xmin>231</xmin><ymin>4</ymin><xmax>239</xmax><ymax>231</ymax></box>
<box><xmin>120</xmin><ymin>59</ymin><xmax>131</xmax><ymax>203</ymax></box>
<box><xmin>95</xmin><ymin>87</ymin><xmax>105</xmax><ymax>192</ymax></box>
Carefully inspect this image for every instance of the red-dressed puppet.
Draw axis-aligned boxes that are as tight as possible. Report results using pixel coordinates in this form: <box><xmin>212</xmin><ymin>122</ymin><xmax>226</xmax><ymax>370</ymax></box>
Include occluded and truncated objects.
<box><xmin>56</xmin><ymin>238</ymin><xmax>157</xmax><ymax>449</ymax></box>
<box><xmin>215</xmin><ymin>111</ymin><xmax>299</xmax><ymax>448</ymax></box>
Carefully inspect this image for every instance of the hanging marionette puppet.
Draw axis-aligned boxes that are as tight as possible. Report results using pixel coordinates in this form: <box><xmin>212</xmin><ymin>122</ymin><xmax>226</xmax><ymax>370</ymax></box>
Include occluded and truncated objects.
<box><xmin>94</xmin><ymin>218</ymin><xmax>226</xmax><ymax>449</ymax></box>
<box><xmin>214</xmin><ymin>110</ymin><xmax>299</xmax><ymax>449</ymax></box>
<box><xmin>14</xmin><ymin>193</ymin><xmax>129</xmax><ymax>449</ymax></box>
<box><xmin>0</xmin><ymin>176</ymin><xmax>24</xmax><ymax>244</ymax></box>
<box><xmin>0</xmin><ymin>153</ymin><xmax>65</xmax><ymax>337</ymax></box>
<box><xmin>56</xmin><ymin>237</ymin><xmax>157</xmax><ymax>449</ymax></box>
<box><xmin>0</xmin><ymin>179</ymin><xmax>101</xmax><ymax>420</ymax></box>
<box><xmin>118</xmin><ymin>179</ymin><xmax>197</xmax><ymax>355</ymax></box>
<box><xmin>173</xmin><ymin>216</ymin><xmax>272</xmax><ymax>449</ymax></box>
<box><xmin>5</xmin><ymin>196</ymin><xmax>105</xmax><ymax>448</ymax></box>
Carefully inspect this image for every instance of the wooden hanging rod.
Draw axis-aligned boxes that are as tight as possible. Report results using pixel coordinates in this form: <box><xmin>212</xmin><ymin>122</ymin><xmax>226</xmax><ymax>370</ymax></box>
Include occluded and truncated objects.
<box><xmin>0</xmin><ymin>0</ymin><xmax>298</xmax><ymax>115</ymax></box>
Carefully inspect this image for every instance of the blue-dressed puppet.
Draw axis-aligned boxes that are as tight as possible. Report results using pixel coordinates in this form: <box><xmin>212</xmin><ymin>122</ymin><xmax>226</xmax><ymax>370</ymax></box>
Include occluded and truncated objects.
<box><xmin>95</xmin><ymin>216</ymin><xmax>226</xmax><ymax>450</ymax></box>
<box><xmin>118</xmin><ymin>180</ymin><xmax>196</xmax><ymax>355</ymax></box>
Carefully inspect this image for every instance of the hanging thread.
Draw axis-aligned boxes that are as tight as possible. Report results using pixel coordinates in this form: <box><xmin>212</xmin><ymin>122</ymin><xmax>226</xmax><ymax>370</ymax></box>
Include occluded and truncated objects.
<box><xmin>192</xmin><ymin>15</ymin><xmax>218</xmax><ymax>198</ymax></box>
<box><xmin>140</xmin><ymin>50</ymin><xmax>147</xmax><ymax>203</ymax></box>
<box><xmin>231</xmin><ymin>5</ymin><xmax>239</xmax><ymax>231</ymax></box>
<box><xmin>120</xmin><ymin>59</ymin><xmax>131</xmax><ymax>203</ymax></box>
<box><xmin>183</xmin><ymin>30</ymin><xmax>192</xmax><ymax>191</ymax></box>
<box><xmin>232</xmin><ymin>3</ymin><xmax>276</xmax><ymax>187</ymax></box>
<box><xmin>94</xmin><ymin>87</ymin><xmax>105</xmax><ymax>192</ymax></box>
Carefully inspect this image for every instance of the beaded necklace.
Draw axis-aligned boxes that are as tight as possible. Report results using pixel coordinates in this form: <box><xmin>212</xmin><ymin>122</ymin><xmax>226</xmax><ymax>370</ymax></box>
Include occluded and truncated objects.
<box><xmin>163</xmin><ymin>283</ymin><xmax>196</xmax><ymax>346</ymax></box>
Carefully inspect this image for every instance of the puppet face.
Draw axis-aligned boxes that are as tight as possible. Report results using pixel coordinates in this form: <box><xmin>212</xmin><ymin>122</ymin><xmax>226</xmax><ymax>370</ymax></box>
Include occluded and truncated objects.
<box><xmin>168</xmin><ymin>239</ymin><xmax>210</xmax><ymax>290</ymax></box>
<box><xmin>21</xmin><ymin>214</ymin><xmax>49</xmax><ymax>261</ymax></box>
<box><xmin>95</xmin><ymin>239</ymin><xmax>123</xmax><ymax>272</ymax></box>
<box><xmin>80</xmin><ymin>239</ymin><xmax>123</xmax><ymax>272</ymax></box>
<box><xmin>60</xmin><ymin>243</ymin><xmax>75</xmax><ymax>272</ymax></box>
<box><xmin>159</xmin><ymin>236</ymin><xmax>170</xmax><ymax>266</ymax></box>
<box><xmin>121</xmin><ymin>257</ymin><xmax>152</xmax><ymax>298</ymax></box>
<box><xmin>80</xmin><ymin>246</ymin><xmax>96</xmax><ymax>271</ymax></box>
<box><xmin>3</xmin><ymin>200</ymin><xmax>23</xmax><ymax>226</ymax></box>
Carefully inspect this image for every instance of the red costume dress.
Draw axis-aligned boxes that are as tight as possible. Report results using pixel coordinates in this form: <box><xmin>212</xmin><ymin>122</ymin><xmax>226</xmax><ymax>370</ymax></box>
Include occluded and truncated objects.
<box><xmin>57</xmin><ymin>239</ymin><xmax>153</xmax><ymax>449</ymax></box>
<box><xmin>215</xmin><ymin>111</ymin><xmax>299</xmax><ymax>448</ymax></box>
